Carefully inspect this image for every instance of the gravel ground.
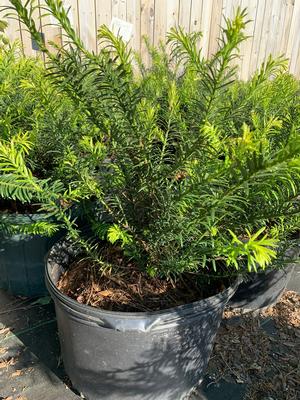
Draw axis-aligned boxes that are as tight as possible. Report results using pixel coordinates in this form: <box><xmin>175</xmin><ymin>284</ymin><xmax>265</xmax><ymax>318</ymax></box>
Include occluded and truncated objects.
<box><xmin>202</xmin><ymin>291</ymin><xmax>300</xmax><ymax>400</ymax></box>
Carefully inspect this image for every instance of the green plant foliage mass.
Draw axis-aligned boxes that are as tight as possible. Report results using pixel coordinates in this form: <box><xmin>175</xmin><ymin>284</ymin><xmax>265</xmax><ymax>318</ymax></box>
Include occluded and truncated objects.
<box><xmin>0</xmin><ymin>1</ymin><xmax>300</xmax><ymax>277</ymax></box>
<box><xmin>0</xmin><ymin>31</ymin><xmax>95</xmax><ymax>235</ymax></box>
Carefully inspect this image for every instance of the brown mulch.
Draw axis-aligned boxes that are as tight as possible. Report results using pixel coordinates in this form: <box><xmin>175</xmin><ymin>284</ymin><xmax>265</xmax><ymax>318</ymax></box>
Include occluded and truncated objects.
<box><xmin>207</xmin><ymin>291</ymin><xmax>300</xmax><ymax>400</ymax></box>
<box><xmin>57</xmin><ymin>258</ymin><xmax>229</xmax><ymax>312</ymax></box>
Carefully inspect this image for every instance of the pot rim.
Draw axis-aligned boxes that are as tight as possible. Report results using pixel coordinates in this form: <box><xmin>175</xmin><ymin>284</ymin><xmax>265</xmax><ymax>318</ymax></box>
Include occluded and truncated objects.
<box><xmin>0</xmin><ymin>211</ymin><xmax>51</xmax><ymax>223</ymax></box>
<box><xmin>45</xmin><ymin>238</ymin><xmax>242</xmax><ymax>319</ymax></box>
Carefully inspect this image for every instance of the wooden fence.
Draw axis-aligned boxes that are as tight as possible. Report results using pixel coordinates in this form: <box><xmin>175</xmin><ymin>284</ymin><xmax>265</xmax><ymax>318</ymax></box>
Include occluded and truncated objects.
<box><xmin>1</xmin><ymin>0</ymin><xmax>300</xmax><ymax>79</ymax></box>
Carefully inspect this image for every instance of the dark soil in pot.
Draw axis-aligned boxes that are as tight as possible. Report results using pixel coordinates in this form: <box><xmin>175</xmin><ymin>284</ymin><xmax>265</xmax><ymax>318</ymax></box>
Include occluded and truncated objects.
<box><xmin>46</xmin><ymin>239</ymin><xmax>240</xmax><ymax>400</ymax></box>
<box><xmin>0</xmin><ymin>212</ymin><xmax>61</xmax><ymax>297</ymax></box>
<box><xmin>56</xmin><ymin>251</ymin><xmax>233</xmax><ymax>312</ymax></box>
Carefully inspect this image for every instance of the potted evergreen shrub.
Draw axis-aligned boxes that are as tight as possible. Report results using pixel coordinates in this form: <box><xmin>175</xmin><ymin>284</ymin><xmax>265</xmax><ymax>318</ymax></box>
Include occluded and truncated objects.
<box><xmin>3</xmin><ymin>1</ymin><xmax>300</xmax><ymax>398</ymax></box>
<box><xmin>0</xmin><ymin>38</ymin><xmax>90</xmax><ymax>296</ymax></box>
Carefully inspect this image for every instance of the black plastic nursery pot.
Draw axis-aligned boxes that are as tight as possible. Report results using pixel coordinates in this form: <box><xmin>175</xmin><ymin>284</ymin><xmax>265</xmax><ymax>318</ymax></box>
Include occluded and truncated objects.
<box><xmin>229</xmin><ymin>249</ymin><xmax>299</xmax><ymax>312</ymax></box>
<box><xmin>46</xmin><ymin>240</ymin><xmax>241</xmax><ymax>400</ymax></box>
<box><xmin>0</xmin><ymin>213</ymin><xmax>60</xmax><ymax>297</ymax></box>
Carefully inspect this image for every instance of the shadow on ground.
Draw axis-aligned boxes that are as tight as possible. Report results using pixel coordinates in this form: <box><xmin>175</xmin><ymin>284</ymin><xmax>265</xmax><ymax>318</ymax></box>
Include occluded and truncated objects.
<box><xmin>0</xmin><ymin>290</ymin><xmax>77</xmax><ymax>399</ymax></box>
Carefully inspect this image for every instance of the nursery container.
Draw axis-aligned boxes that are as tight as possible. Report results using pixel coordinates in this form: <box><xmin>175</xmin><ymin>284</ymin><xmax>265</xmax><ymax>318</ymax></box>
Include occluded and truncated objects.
<box><xmin>0</xmin><ymin>213</ymin><xmax>60</xmax><ymax>297</ymax></box>
<box><xmin>46</xmin><ymin>240</ymin><xmax>241</xmax><ymax>400</ymax></box>
<box><xmin>229</xmin><ymin>248</ymin><xmax>299</xmax><ymax>312</ymax></box>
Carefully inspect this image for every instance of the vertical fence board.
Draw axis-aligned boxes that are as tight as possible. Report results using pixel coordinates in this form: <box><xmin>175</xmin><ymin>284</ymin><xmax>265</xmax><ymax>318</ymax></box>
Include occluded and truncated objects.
<box><xmin>64</xmin><ymin>0</ymin><xmax>80</xmax><ymax>33</ymax></box>
<box><xmin>95</xmin><ymin>0</ymin><xmax>112</xmax><ymax>28</ymax></box>
<box><xmin>126</xmin><ymin>0</ymin><xmax>141</xmax><ymax>52</ymax></box>
<box><xmin>248</xmin><ymin>0</ymin><xmax>266</xmax><ymax>74</ymax></box>
<box><xmin>140</xmin><ymin>0</ymin><xmax>155</xmax><ymax>66</ymax></box>
<box><xmin>58</xmin><ymin>0</ymin><xmax>80</xmax><ymax>50</ymax></box>
<box><xmin>223</xmin><ymin>0</ymin><xmax>241</xmax><ymax>70</ymax></box>
<box><xmin>268</xmin><ymin>0</ymin><xmax>284</xmax><ymax>57</ymax></box>
<box><xmin>77</xmin><ymin>0</ymin><xmax>97</xmax><ymax>52</ymax></box>
<box><xmin>153</xmin><ymin>0</ymin><xmax>167</xmax><ymax>45</ymax></box>
<box><xmin>200</xmin><ymin>0</ymin><xmax>213</xmax><ymax>58</ymax></box>
<box><xmin>2</xmin><ymin>0</ymin><xmax>300</xmax><ymax>79</ymax></box>
<box><xmin>189</xmin><ymin>0</ymin><xmax>203</xmax><ymax>34</ymax></box>
<box><xmin>111</xmin><ymin>0</ymin><xmax>127</xmax><ymax>20</ymax></box>
<box><xmin>279</xmin><ymin>0</ymin><xmax>294</xmax><ymax>55</ymax></box>
<box><xmin>208</xmin><ymin>0</ymin><xmax>223</xmax><ymax>57</ymax></box>
<box><xmin>95</xmin><ymin>0</ymin><xmax>112</xmax><ymax>52</ymax></box>
<box><xmin>222</xmin><ymin>0</ymin><xmax>239</xmax><ymax>21</ymax></box>
<box><xmin>239</xmin><ymin>0</ymin><xmax>258</xmax><ymax>80</ymax></box>
<box><xmin>178</xmin><ymin>0</ymin><xmax>192</xmax><ymax>32</ymax></box>
<box><xmin>166</xmin><ymin>0</ymin><xmax>180</xmax><ymax>32</ymax></box>
<box><xmin>257</xmin><ymin>0</ymin><xmax>273</xmax><ymax>68</ymax></box>
<box><xmin>295</xmin><ymin>45</ymin><xmax>300</xmax><ymax>78</ymax></box>
<box><xmin>287</xmin><ymin>0</ymin><xmax>300</xmax><ymax>74</ymax></box>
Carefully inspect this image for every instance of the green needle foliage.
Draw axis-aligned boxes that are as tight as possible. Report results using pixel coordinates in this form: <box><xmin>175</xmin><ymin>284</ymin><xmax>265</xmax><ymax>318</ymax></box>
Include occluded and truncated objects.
<box><xmin>0</xmin><ymin>32</ymin><xmax>95</xmax><ymax>235</ymax></box>
<box><xmin>0</xmin><ymin>39</ymin><xmax>92</xmax><ymax>180</ymax></box>
<box><xmin>1</xmin><ymin>1</ymin><xmax>300</xmax><ymax>278</ymax></box>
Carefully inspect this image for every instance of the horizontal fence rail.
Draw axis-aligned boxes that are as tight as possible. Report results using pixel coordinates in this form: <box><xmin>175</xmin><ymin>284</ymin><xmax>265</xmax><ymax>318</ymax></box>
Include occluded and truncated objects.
<box><xmin>1</xmin><ymin>0</ymin><xmax>300</xmax><ymax>79</ymax></box>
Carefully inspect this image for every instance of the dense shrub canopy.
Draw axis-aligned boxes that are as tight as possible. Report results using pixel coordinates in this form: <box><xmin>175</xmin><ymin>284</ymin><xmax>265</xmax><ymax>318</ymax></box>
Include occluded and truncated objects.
<box><xmin>0</xmin><ymin>39</ymin><xmax>94</xmax><ymax>234</ymax></box>
<box><xmin>0</xmin><ymin>41</ymin><xmax>92</xmax><ymax>180</ymax></box>
<box><xmin>0</xmin><ymin>1</ymin><xmax>300</xmax><ymax>278</ymax></box>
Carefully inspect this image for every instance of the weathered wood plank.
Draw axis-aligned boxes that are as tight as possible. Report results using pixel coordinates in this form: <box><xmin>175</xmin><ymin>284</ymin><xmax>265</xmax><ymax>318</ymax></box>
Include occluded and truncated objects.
<box><xmin>239</xmin><ymin>0</ymin><xmax>258</xmax><ymax>80</ymax></box>
<box><xmin>126</xmin><ymin>0</ymin><xmax>141</xmax><ymax>51</ymax></box>
<box><xmin>178</xmin><ymin>0</ymin><xmax>192</xmax><ymax>32</ymax></box>
<box><xmin>112</xmin><ymin>0</ymin><xmax>127</xmax><ymax>20</ymax></box>
<box><xmin>2</xmin><ymin>0</ymin><xmax>300</xmax><ymax>79</ymax></box>
<box><xmin>140</xmin><ymin>0</ymin><xmax>155</xmax><ymax>66</ymax></box>
<box><xmin>200</xmin><ymin>0</ymin><xmax>213</xmax><ymax>58</ymax></box>
<box><xmin>208</xmin><ymin>0</ymin><xmax>223</xmax><ymax>57</ymax></box>
<box><xmin>287</xmin><ymin>0</ymin><xmax>300</xmax><ymax>74</ymax></box>
<box><xmin>77</xmin><ymin>0</ymin><xmax>97</xmax><ymax>52</ymax></box>
<box><xmin>189</xmin><ymin>0</ymin><xmax>203</xmax><ymax>35</ymax></box>
<box><xmin>249</xmin><ymin>0</ymin><xmax>266</xmax><ymax>74</ymax></box>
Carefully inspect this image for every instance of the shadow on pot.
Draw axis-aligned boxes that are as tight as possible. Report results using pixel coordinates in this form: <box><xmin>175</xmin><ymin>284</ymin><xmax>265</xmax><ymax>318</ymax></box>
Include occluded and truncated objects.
<box><xmin>45</xmin><ymin>239</ymin><xmax>240</xmax><ymax>400</ymax></box>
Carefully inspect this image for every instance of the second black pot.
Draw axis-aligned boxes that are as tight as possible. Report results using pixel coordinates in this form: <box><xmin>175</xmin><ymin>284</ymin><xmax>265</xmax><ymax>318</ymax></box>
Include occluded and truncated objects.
<box><xmin>0</xmin><ymin>213</ymin><xmax>61</xmax><ymax>297</ymax></box>
<box><xmin>229</xmin><ymin>248</ymin><xmax>299</xmax><ymax>312</ymax></box>
<box><xmin>46</xmin><ymin>240</ymin><xmax>240</xmax><ymax>400</ymax></box>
